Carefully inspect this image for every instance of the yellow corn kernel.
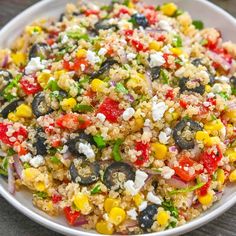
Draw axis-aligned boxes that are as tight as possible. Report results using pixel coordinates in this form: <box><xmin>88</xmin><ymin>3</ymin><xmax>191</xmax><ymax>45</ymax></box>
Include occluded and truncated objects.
<box><xmin>104</xmin><ymin>198</ymin><xmax>120</xmax><ymax>213</ymax></box>
<box><xmin>23</xmin><ymin>168</ymin><xmax>40</xmax><ymax>181</ymax></box>
<box><xmin>60</xmin><ymin>98</ymin><xmax>77</xmax><ymax>111</ymax></box>
<box><xmin>229</xmin><ymin>170</ymin><xmax>236</xmax><ymax>182</ymax></box>
<box><xmin>35</xmin><ymin>182</ymin><xmax>46</xmax><ymax>192</ymax></box>
<box><xmin>195</xmin><ymin>131</ymin><xmax>209</xmax><ymax>141</ymax></box>
<box><xmin>54</xmin><ymin>70</ymin><xmax>66</xmax><ymax>80</ymax></box>
<box><xmin>205</xmin><ymin>85</ymin><xmax>212</xmax><ymax>93</ymax></box>
<box><xmin>11</xmin><ymin>52</ymin><xmax>26</xmax><ymax>66</ymax></box>
<box><xmin>204</xmin><ymin>119</ymin><xmax>224</xmax><ymax>132</ymax></box>
<box><xmin>15</xmin><ymin>104</ymin><xmax>33</xmax><ymax>118</ymax></box>
<box><xmin>204</xmin><ymin>136</ymin><xmax>221</xmax><ymax>146</ymax></box>
<box><xmin>170</xmin><ymin>48</ymin><xmax>182</xmax><ymax>56</ymax></box>
<box><xmin>91</xmin><ymin>79</ymin><xmax>107</xmax><ymax>92</ymax></box>
<box><xmin>149</xmin><ymin>41</ymin><xmax>161</xmax><ymax>51</ymax></box>
<box><xmin>109</xmin><ymin>207</ymin><xmax>126</xmax><ymax>226</ymax></box>
<box><xmin>161</xmin><ymin>3</ymin><xmax>178</xmax><ymax>16</ymax></box>
<box><xmin>217</xmin><ymin>168</ymin><xmax>225</xmax><ymax>186</ymax></box>
<box><xmin>133</xmin><ymin>194</ymin><xmax>143</xmax><ymax>207</ymax></box>
<box><xmin>225</xmin><ymin>109</ymin><xmax>236</xmax><ymax>122</ymax></box>
<box><xmin>37</xmin><ymin>72</ymin><xmax>51</xmax><ymax>88</ymax></box>
<box><xmin>128</xmin><ymin>1</ymin><xmax>134</xmax><ymax>8</ymax></box>
<box><xmin>172</xmin><ymin>112</ymin><xmax>180</xmax><ymax>120</ymax></box>
<box><xmin>8</xmin><ymin>112</ymin><xmax>19</xmax><ymax>122</ymax></box>
<box><xmin>15</xmin><ymin>37</ymin><xmax>25</xmax><ymax>50</ymax></box>
<box><xmin>26</xmin><ymin>26</ymin><xmax>42</xmax><ymax>35</ymax></box>
<box><xmin>198</xmin><ymin>192</ymin><xmax>213</xmax><ymax>205</ymax></box>
<box><xmin>151</xmin><ymin>143</ymin><xmax>167</xmax><ymax>159</ymax></box>
<box><xmin>76</xmin><ymin>49</ymin><xmax>87</xmax><ymax>58</ymax></box>
<box><xmin>134</xmin><ymin>117</ymin><xmax>144</xmax><ymax>131</ymax></box>
<box><xmin>157</xmin><ymin>210</ymin><xmax>170</xmax><ymax>227</ymax></box>
<box><xmin>225</xmin><ymin>148</ymin><xmax>236</xmax><ymax>162</ymax></box>
<box><xmin>96</xmin><ymin>221</ymin><xmax>114</xmax><ymax>235</ymax></box>
<box><xmin>74</xmin><ymin>193</ymin><xmax>90</xmax><ymax>214</ymax></box>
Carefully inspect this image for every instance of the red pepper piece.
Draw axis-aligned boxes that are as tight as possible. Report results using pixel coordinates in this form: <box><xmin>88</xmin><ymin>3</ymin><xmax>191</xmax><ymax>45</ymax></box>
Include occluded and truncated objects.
<box><xmin>134</xmin><ymin>142</ymin><xmax>150</xmax><ymax>166</ymax></box>
<box><xmin>52</xmin><ymin>194</ymin><xmax>62</xmax><ymax>204</ymax></box>
<box><xmin>64</xmin><ymin>207</ymin><xmax>80</xmax><ymax>225</ymax></box>
<box><xmin>165</xmin><ymin>89</ymin><xmax>174</xmax><ymax>100</ymax></box>
<box><xmin>20</xmin><ymin>76</ymin><xmax>42</xmax><ymax>95</ymax></box>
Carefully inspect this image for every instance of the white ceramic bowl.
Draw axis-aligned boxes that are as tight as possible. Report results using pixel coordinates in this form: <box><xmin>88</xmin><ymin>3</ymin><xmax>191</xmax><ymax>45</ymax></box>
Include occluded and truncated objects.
<box><xmin>0</xmin><ymin>0</ymin><xmax>236</xmax><ymax>235</ymax></box>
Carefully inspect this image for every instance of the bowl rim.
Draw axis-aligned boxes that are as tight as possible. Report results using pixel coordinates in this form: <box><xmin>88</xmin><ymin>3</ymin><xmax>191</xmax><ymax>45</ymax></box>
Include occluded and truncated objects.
<box><xmin>1</xmin><ymin>0</ymin><xmax>236</xmax><ymax>235</ymax></box>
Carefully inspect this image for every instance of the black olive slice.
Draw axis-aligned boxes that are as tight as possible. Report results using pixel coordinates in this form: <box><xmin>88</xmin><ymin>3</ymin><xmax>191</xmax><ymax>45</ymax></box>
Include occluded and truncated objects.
<box><xmin>150</xmin><ymin>66</ymin><xmax>161</xmax><ymax>80</ymax></box>
<box><xmin>94</xmin><ymin>20</ymin><xmax>119</xmax><ymax>32</ymax></box>
<box><xmin>131</xmin><ymin>13</ymin><xmax>149</xmax><ymax>28</ymax></box>
<box><xmin>32</xmin><ymin>92</ymin><xmax>53</xmax><ymax>118</ymax></box>
<box><xmin>173</xmin><ymin>119</ymin><xmax>202</xmax><ymax>149</ymax></box>
<box><xmin>179</xmin><ymin>77</ymin><xmax>205</xmax><ymax>95</ymax></box>
<box><xmin>191</xmin><ymin>58</ymin><xmax>203</xmax><ymax>67</ymax></box>
<box><xmin>69</xmin><ymin>160</ymin><xmax>100</xmax><ymax>185</ymax></box>
<box><xmin>103</xmin><ymin>162</ymin><xmax>135</xmax><ymax>190</ymax></box>
<box><xmin>0</xmin><ymin>70</ymin><xmax>13</xmax><ymax>93</ymax></box>
<box><xmin>138</xmin><ymin>204</ymin><xmax>158</xmax><ymax>231</ymax></box>
<box><xmin>29</xmin><ymin>43</ymin><xmax>51</xmax><ymax>60</ymax></box>
<box><xmin>230</xmin><ymin>76</ymin><xmax>236</xmax><ymax>88</ymax></box>
<box><xmin>34</xmin><ymin>128</ymin><xmax>47</xmax><ymax>156</ymax></box>
<box><xmin>0</xmin><ymin>99</ymin><xmax>22</xmax><ymax>118</ymax></box>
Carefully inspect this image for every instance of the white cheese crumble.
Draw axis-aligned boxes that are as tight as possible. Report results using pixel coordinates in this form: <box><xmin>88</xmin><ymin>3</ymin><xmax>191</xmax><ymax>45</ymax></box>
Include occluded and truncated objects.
<box><xmin>122</xmin><ymin>107</ymin><xmax>135</xmax><ymax>121</ymax></box>
<box><xmin>96</xmin><ymin>113</ymin><xmax>106</xmax><ymax>123</ymax></box>
<box><xmin>127</xmin><ymin>53</ymin><xmax>137</xmax><ymax>61</ymax></box>
<box><xmin>29</xmin><ymin>155</ymin><xmax>45</xmax><ymax>168</ymax></box>
<box><xmin>215</xmin><ymin>76</ymin><xmax>230</xmax><ymax>83</ymax></box>
<box><xmin>147</xmin><ymin>192</ymin><xmax>162</xmax><ymax>205</ymax></box>
<box><xmin>60</xmin><ymin>145</ymin><xmax>68</xmax><ymax>154</ymax></box>
<box><xmin>86</xmin><ymin>50</ymin><xmax>100</xmax><ymax>65</ymax></box>
<box><xmin>124</xmin><ymin>180</ymin><xmax>138</xmax><ymax>196</ymax></box>
<box><xmin>78</xmin><ymin>143</ymin><xmax>95</xmax><ymax>159</ymax></box>
<box><xmin>161</xmin><ymin>166</ymin><xmax>175</xmax><ymax>179</ymax></box>
<box><xmin>127</xmin><ymin>208</ymin><xmax>138</xmax><ymax>220</ymax></box>
<box><xmin>158</xmin><ymin>20</ymin><xmax>172</xmax><ymax>32</ymax></box>
<box><xmin>20</xmin><ymin>153</ymin><xmax>32</xmax><ymax>162</ymax></box>
<box><xmin>207</xmin><ymin>92</ymin><xmax>215</xmax><ymax>98</ymax></box>
<box><xmin>61</xmin><ymin>34</ymin><xmax>69</xmax><ymax>44</ymax></box>
<box><xmin>139</xmin><ymin>201</ymin><xmax>148</xmax><ymax>211</ymax></box>
<box><xmin>149</xmin><ymin>52</ymin><xmax>165</xmax><ymax>68</ymax></box>
<box><xmin>152</xmin><ymin>99</ymin><xmax>168</xmax><ymax>122</ymax></box>
<box><xmin>98</xmin><ymin>48</ymin><xmax>107</xmax><ymax>56</ymax></box>
<box><xmin>212</xmin><ymin>83</ymin><xmax>222</xmax><ymax>93</ymax></box>
<box><xmin>25</xmin><ymin>57</ymin><xmax>45</xmax><ymax>75</ymax></box>
<box><xmin>159</xmin><ymin>131</ymin><xmax>170</xmax><ymax>144</ymax></box>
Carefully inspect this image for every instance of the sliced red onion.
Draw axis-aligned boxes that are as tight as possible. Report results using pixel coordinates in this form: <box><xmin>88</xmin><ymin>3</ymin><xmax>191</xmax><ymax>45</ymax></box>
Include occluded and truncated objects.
<box><xmin>8</xmin><ymin>163</ymin><xmax>15</xmax><ymax>194</ymax></box>
<box><xmin>124</xmin><ymin>94</ymin><xmax>135</xmax><ymax>103</ymax></box>
<box><xmin>13</xmin><ymin>155</ymin><xmax>23</xmax><ymax>179</ymax></box>
<box><xmin>145</xmin><ymin>71</ymin><xmax>153</xmax><ymax>96</ymax></box>
<box><xmin>1</xmin><ymin>55</ymin><xmax>9</xmax><ymax>68</ymax></box>
<box><xmin>109</xmin><ymin>81</ymin><xmax>116</xmax><ymax>87</ymax></box>
<box><xmin>122</xmin><ymin>219</ymin><xmax>138</xmax><ymax>228</ymax></box>
<box><xmin>185</xmin><ymin>192</ymin><xmax>194</xmax><ymax>208</ymax></box>
<box><xmin>165</xmin><ymin>175</ymin><xmax>189</xmax><ymax>189</ymax></box>
<box><xmin>215</xmin><ymin>191</ymin><xmax>223</xmax><ymax>200</ymax></box>
<box><xmin>63</xmin><ymin>151</ymin><xmax>72</xmax><ymax>160</ymax></box>
<box><xmin>74</xmin><ymin>215</ymin><xmax>88</xmax><ymax>227</ymax></box>
<box><xmin>169</xmin><ymin>146</ymin><xmax>178</xmax><ymax>153</ymax></box>
<box><xmin>206</xmin><ymin>50</ymin><xmax>231</xmax><ymax>71</ymax></box>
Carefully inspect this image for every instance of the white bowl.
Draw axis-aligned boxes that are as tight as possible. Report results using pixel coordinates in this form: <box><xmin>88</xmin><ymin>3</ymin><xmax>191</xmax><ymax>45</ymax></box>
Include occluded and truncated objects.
<box><xmin>0</xmin><ymin>0</ymin><xmax>236</xmax><ymax>235</ymax></box>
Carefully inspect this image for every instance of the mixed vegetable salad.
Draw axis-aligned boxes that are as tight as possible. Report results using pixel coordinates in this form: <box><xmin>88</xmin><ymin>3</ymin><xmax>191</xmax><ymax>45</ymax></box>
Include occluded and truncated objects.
<box><xmin>0</xmin><ymin>0</ymin><xmax>236</xmax><ymax>234</ymax></box>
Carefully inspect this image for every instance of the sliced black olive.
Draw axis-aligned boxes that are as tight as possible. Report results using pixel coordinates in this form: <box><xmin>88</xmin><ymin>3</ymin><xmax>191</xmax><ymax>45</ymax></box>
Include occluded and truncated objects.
<box><xmin>150</xmin><ymin>66</ymin><xmax>161</xmax><ymax>80</ymax></box>
<box><xmin>69</xmin><ymin>160</ymin><xmax>100</xmax><ymax>185</ymax></box>
<box><xmin>138</xmin><ymin>204</ymin><xmax>158</xmax><ymax>231</ymax></box>
<box><xmin>0</xmin><ymin>99</ymin><xmax>22</xmax><ymax>118</ymax></box>
<box><xmin>230</xmin><ymin>76</ymin><xmax>236</xmax><ymax>88</ymax></box>
<box><xmin>90</xmin><ymin>58</ymin><xmax>118</xmax><ymax>79</ymax></box>
<box><xmin>29</xmin><ymin>43</ymin><xmax>51</xmax><ymax>60</ymax></box>
<box><xmin>103</xmin><ymin>162</ymin><xmax>135</xmax><ymax>190</ymax></box>
<box><xmin>94</xmin><ymin>20</ymin><xmax>119</xmax><ymax>32</ymax></box>
<box><xmin>67</xmin><ymin>133</ymin><xmax>95</xmax><ymax>157</ymax></box>
<box><xmin>131</xmin><ymin>13</ymin><xmax>149</xmax><ymax>28</ymax></box>
<box><xmin>34</xmin><ymin>128</ymin><xmax>47</xmax><ymax>156</ymax></box>
<box><xmin>191</xmin><ymin>58</ymin><xmax>203</xmax><ymax>67</ymax></box>
<box><xmin>59</xmin><ymin>13</ymin><xmax>65</xmax><ymax>22</ymax></box>
<box><xmin>173</xmin><ymin>119</ymin><xmax>202</xmax><ymax>149</ymax></box>
<box><xmin>209</xmin><ymin>73</ymin><xmax>215</xmax><ymax>85</ymax></box>
<box><xmin>179</xmin><ymin>77</ymin><xmax>205</xmax><ymax>95</ymax></box>
<box><xmin>32</xmin><ymin>92</ymin><xmax>53</xmax><ymax>118</ymax></box>
<box><xmin>0</xmin><ymin>70</ymin><xmax>13</xmax><ymax>93</ymax></box>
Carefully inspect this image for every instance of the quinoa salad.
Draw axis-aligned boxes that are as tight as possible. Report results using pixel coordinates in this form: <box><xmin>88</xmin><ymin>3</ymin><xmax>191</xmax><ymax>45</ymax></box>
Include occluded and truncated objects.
<box><xmin>0</xmin><ymin>0</ymin><xmax>236</xmax><ymax>234</ymax></box>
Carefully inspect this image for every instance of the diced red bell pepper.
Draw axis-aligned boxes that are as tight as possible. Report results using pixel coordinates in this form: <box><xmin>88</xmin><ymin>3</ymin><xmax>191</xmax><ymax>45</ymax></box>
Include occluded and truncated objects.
<box><xmin>115</xmin><ymin>8</ymin><xmax>130</xmax><ymax>17</ymax></box>
<box><xmin>179</xmin><ymin>100</ymin><xmax>188</xmax><ymax>109</ymax></box>
<box><xmin>84</xmin><ymin>9</ymin><xmax>100</xmax><ymax>16</ymax></box>
<box><xmin>165</xmin><ymin>89</ymin><xmax>174</xmax><ymax>100</ymax></box>
<box><xmin>0</xmin><ymin>123</ymin><xmax>28</xmax><ymax>146</ymax></box>
<box><xmin>134</xmin><ymin>141</ymin><xmax>150</xmax><ymax>166</ymax></box>
<box><xmin>64</xmin><ymin>206</ymin><xmax>80</xmax><ymax>225</ymax></box>
<box><xmin>51</xmin><ymin>139</ymin><xmax>62</xmax><ymax>148</ymax></box>
<box><xmin>123</xmin><ymin>29</ymin><xmax>134</xmax><ymax>38</ymax></box>
<box><xmin>20</xmin><ymin>76</ymin><xmax>42</xmax><ymax>95</ymax></box>
<box><xmin>145</xmin><ymin>10</ymin><xmax>158</xmax><ymax>25</ymax></box>
<box><xmin>96</xmin><ymin>98</ymin><xmax>124</xmax><ymax>123</ymax></box>
<box><xmin>52</xmin><ymin>194</ymin><xmax>62</xmax><ymax>204</ymax></box>
<box><xmin>174</xmin><ymin>156</ymin><xmax>198</xmax><ymax>182</ymax></box>
<box><xmin>207</xmin><ymin>98</ymin><xmax>216</xmax><ymax>106</ymax></box>
<box><xmin>197</xmin><ymin>179</ymin><xmax>211</xmax><ymax>196</ymax></box>
<box><xmin>131</xmin><ymin>39</ymin><xmax>148</xmax><ymax>52</ymax></box>
<box><xmin>56</xmin><ymin>114</ymin><xmax>91</xmax><ymax>130</ymax></box>
<box><xmin>201</xmin><ymin>145</ymin><xmax>223</xmax><ymax>175</ymax></box>
<box><xmin>63</xmin><ymin>57</ymin><xmax>89</xmax><ymax>72</ymax></box>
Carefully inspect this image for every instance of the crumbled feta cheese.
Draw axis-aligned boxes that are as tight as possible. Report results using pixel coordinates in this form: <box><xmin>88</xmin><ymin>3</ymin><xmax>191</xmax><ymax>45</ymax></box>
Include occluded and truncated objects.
<box><xmin>25</xmin><ymin>57</ymin><xmax>45</xmax><ymax>75</ymax></box>
<box><xmin>207</xmin><ymin>92</ymin><xmax>215</xmax><ymax>98</ymax></box>
<box><xmin>80</xmin><ymin>64</ymin><xmax>85</xmax><ymax>72</ymax></box>
<box><xmin>139</xmin><ymin>201</ymin><xmax>148</xmax><ymax>211</ymax></box>
<box><xmin>118</xmin><ymin>19</ymin><xmax>133</xmax><ymax>30</ymax></box>
<box><xmin>203</xmin><ymin>101</ymin><xmax>211</xmax><ymax>107</ymax></box>
<box><xmin>103</xmin><ymin>213</ymin><xmax>109</xmax><ymax>221</ymax></box>
<box><xmin>61</xmin><ymin>34</ymin><xmax>69</xmax><ymax>44</ymax></box>
<box><xmin>149</xmin><ymin>52</ymin><xmax>165</xmax><ymax>68</ymax></box>
<box><xmin>60</xmin><ymin>145</ymin><xmax>68</xmax><ymax>154</ymax></box>
<box><xmin>124</xmin><ymin>180</ymin><xmax>138</xmax><ymax>196</ymax></box>
<box><xmin>147</xmin><ymin>192</ymin><xmax>162</xmax><ymax>205</ymax></box>
<box><xmin>78</xmin><ymin>143</ymin><xmax>95</xmax><ymax>159</ymax></box>
<box><xmin>161</xmin><ymin>166</ymin><xmax>175</xmax><ymax>179</ymax></box>
<box><xmin>122</xmin><ymin>107</ymin><xmax>135</xmax><ymax>121</ymax></box>
<box><xmin>30</xmin><ymin>155</ymin><xmax>45</xmax><ymax>168</ymax></box>
<box><xmin>98</xmin><ymin>48</ymin><xmax>107</xmax><ymax>56</ymax></box>
<box><xmin>162</xmin><ymin>44</ymin><xmax>172</xmax><ymax>53</ymax></box>
<box><xmin>215</xmin><ymin>76</ymin><xmax>230</xmax><ymax>83</ymax></box>
<box><xmin>20</xmin><ymin>153</ymin><xmax>32</xmax><ymax>162</ymax></box>
<box><xmin>96</xmin><ymin>113</ymin><xmax>106</xmax><ymax>123</ymax></box>
<box><xmin>127</xmin><ymin>208</ymin><xmax>138</xmax><ymax>220</ymax></box>
<box><xmin>144</xmin><ymin>119</ymin><xmax>151</xmax><ymax>127</ymax></box>
<box><xmin>152</xmin><ymin>100</ymin><xmax>168</xmax><ymax>121</ymax></box>
<box><xmin>86</xmin><ymin>50</ymin><xmax>100</xmax><ymax>65</ymax></box>
<box><xmin>159</xmin><ymin>132</ymin><xmax>170</xmax><ymax>144</ymax></box>
<box><xmin>127</xmin><ymin>53</ymin><xmax>137</xmax><ymax>61</ymax></box>
<box><xmin>134</xmin><ymin>170</ymin><xmax>148</xmax><ymax>190</ymax></box>
<box><xmin>158</xmin><ymin>20</ymin><xmax>172</xmax><ymax>32</ymax></box>
<box><xmin>212</xmin><ymin>83</ymin><xmax>222</xmax><ymax>93</ymax></box>
<box><xmin>169</xmin><ymin>107</ymin><xmax>175</xmax><ymax>113</ymax></box>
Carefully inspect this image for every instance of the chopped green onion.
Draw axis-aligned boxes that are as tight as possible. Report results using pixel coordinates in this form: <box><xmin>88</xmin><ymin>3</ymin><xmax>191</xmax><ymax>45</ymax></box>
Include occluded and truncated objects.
<box><xmin>48</xmin><ymin>148</ymin><xmax>57</xmax><ymax>155</ymax></box>
<box><xmin>232</xmin><ymin>88</ymin><xmax>236</xmax><ymax>95</ymax></box>
<box><xmin>218</xmin><ymin>92</ymin><xmax>229</xmax><ymax>100</ymax></box>
<box><xmin>172</xmin><ymin>35</ymin><xmax>182</xmax><ymax>48</ymax></box>
<box><xmin>173</xmin><ymin>9</ymin><xmax>183</xmax><ymax>17</ymax></box>
<box><xmin>74</xmin><ymin>104</ymin><xmax>94</xmax><ymax>112</ymax></box>
<box><xmin>93</xmin><ymin>135</ymin><xmax>106</xmax><ymax>148</ymax></box>
<box><xmin>45</xmin><ymin>79</ymin><xmax>59</xmax><ymax>92</ymax></box>
<box><xmin>112</xmin><ymin>139</ymin><xmax>123</xmax><ymax>161</ymax></box>
<box><xmin>192</xmin><ymin>20</ymin><xmax>204</xmax><ymax>30</ymax></box>
<box><xmin>169</xmin><ymin>182</ymin><xmax>205</xmax><ymax>195</ymax></box>
<box><xmin>0</xmin><ymin>169</ymin><xmax>8</xmax><ymax>176</ymax></box>
<box><xmin>7</xmin><ymin>148</ymin><xmax>16</xmax><ymax>156</ymax></box>
<box><xmin>123</xmin><ymin>0</ymin><xmax>130</xmax><ymax>6</ymax></box>
<box><xmin>67</xmin><ymin>32</ymin><xmax>89</xmax><ymax>40</ymax></box>
<box><xmin>200</xmin><ymin>39</ymin><xmax>208</xmax><ymax>46</ymax></box>
<box><xmin>23</xmin><ymin>163</ymin><xmax>31</xmax><ymax>169</ymax></box>
<box><xmin>162</xmin><ymin>200</ymin><xmax>178</xmax><ymax>218</ymax></box>
<box><xmin>115</xmin><ymin>83</ymin><xmax>128</xmax><ymax>94</ymax></box>
<box><xmin>2</xmin><ymin>74</ymin><xmax>21</xmax><ymax>101</ymax></box>
<box><xmin>160</xmin><ymin>69</ymin><xmax>169</xmax><ymax>84</ymax></box>
<box><xmin>50</xmin><ymin>156</ymin><xmax>61</xmax><ymax>164</ymax></box>
<box><xmin>91</xmin><ymin>185</ymin><xmax>101</xmax><ymax>195</ymax></box>
<box><xmin>35</xmin><ymin>191</ymin><xmax>48</xmax><ymax>199</ymax></box>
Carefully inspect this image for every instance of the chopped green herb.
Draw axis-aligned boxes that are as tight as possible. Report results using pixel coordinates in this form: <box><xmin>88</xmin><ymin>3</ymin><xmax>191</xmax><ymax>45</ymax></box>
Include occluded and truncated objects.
<box><xmin>160</xmin><ymin>69</ymin><xmax>169</xmax><ymax>84</ymax></box>
<box><xmin>67</xmin><ymin>31</ymin><xmax>89</xmax><ymax>41</ymax></box>
<box><xmin>23</xmin><ymin>163</ymin><xmax>31</xmax><ymax>169</ymax></box>
<box><xmin>50</xmin><ymin>156</ymin><xmax>61</xmax><ymax>164</ymax></box>
<box><xmin>172</xmin><ymin>35</ymin><xmax>182</xmax><ymax>48</ymax></box>
<box><xmin>49</xmin><ymin>91</ymin><xmax>64</xmax><ymax>101</ymax></box>
<box><xmin>200</xmin><ymin>39</ymin><xmax>208</xmax><ymax>46</ymax></box>
<box><xmin>123</xmin><ymin>0</ymin><xmax>130</xmax><ymax>6</ymax></box>
<box><xmin>2</xmin><ymin>74</ymin><xmax>21</xmax><ymax>101</ymax></box>
<box><xmin>35</xmin><ymin>191</ymin><xmax>48</xmax><ymax>199</ymax></box>
<box><xmin>93</xmin><ymin>135</ymin><xmax>106</xmax><ymax>148</ymax></box>
<box><xmin>192</xmin><ymin>20</ymin><xmax>204</xmax><ymax>30</ymax></box>
<box><xmin>173</xmin><ymin>9</ymin><xmax>183</xmax><ymax>17</ymax></box>
<box><xmin>91</xmin><ymin>185</ymin><xmax>101</xmax><ymax>195</ymax></box>
<box><xmin>74</xmin><ymin>104</ymin><xmax>94</xmax><ymax>112</ymax></box>
<box><xmin>45</xmin><ymin>79</ymin><xmax>60</xmax><ymax>92</ymax></box>
<box><xmin>115</xmin><ymin>83</ymin><xmax>128</xmax><ymax>94</ymax></box>
<box><xmin>0</xmin><ymin>169</ymin><xmax>7</xmax><ymax>176</ymax></box>
<box><xmin>156</xmin><ymin>5</ymin><xmax>161</xmax><ymax>10</ymax></box>
<box><xmin>162</xmin><ymin>200</ymin><xmax>179</xmax><ymax>218</ymax></box>
<box><xmin>211</xmin><ymin>114</ymin><xmax>217</xmax><ymax>121</ymax></box>
<box><xmin>48</xmin><ymin>148</ymin><xmax>57</xmax><ymax>155</ymax></box>
<box><xmin>167</xmin><ymin>221</ymin><xmax>177</xmax><ymax>229</ymax></box>
<box><xmin>231</xmin><ymin>88</ymin><xmax>236</xmax><ymax>95</ymax></box>
<box><xmin>112</xmin><ymin>139</ymin><xmax>123</xmax><ymax>161</ymax></box>
<box><xmin>174</xmin><ymin>57</ymin><xmax>184</xmax><ymax>66</ymax></box>
<box><xmin>218</xmin><ymin>92</ymin><xmax>229</xmax><ymax>100</ymax></box>
<box><xmin>169</xmin><ymin>182</ymin><xmax>205</xmax><ymax>195</ymax></box>
<box><xmin>7</xmin><ymin>148</ymin><xmax>16</xmax><ymax>156</ymax></box>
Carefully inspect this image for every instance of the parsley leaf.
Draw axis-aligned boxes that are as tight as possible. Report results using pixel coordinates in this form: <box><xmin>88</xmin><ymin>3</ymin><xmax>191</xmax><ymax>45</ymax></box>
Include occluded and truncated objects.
<box><xmin>192</xmin><ymin>20</ymin><xmax>204</xmax><ymax>30</ymax></box>
<box><xmin>91</xmin><ymin>185</ymin><xmax>101</xmax><ymax>195</ymax></box>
